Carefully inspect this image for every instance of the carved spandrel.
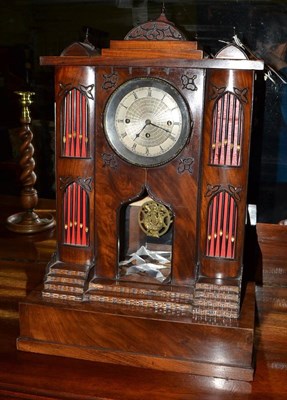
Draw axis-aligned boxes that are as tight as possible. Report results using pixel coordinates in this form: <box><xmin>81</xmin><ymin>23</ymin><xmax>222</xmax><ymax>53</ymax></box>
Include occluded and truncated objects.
<box><xmin>205</xmin><ymin>184</ymin><xmax>242</xmax><ymax>201</ymax></box>
<box><xmin>59</xmin><ymin>82</ymin><xmax>94</xmax><ymax>99</ymax></box>
<box><xmin>102</xmin><ymin>153</ymin><xmax>118</xmax><ymax>169</ymax></box>
<box><xmin>177</xmin><ymin>157</ymin><xmax>194</xmax><ymax>174</ymax></box>
<box><xmin>181</xmin><ymin>74</ymin><xmax>198</xmax><ymax>91</ymax></box>
<box><xmin>102</xmin><ymin>72</ymin><xmax>118</xmax><ymax>90</ymax></box>
<box><xmin>60</xmin><ymin>176</ymin><xmax>93</xmax><ymax>192</ymax></box>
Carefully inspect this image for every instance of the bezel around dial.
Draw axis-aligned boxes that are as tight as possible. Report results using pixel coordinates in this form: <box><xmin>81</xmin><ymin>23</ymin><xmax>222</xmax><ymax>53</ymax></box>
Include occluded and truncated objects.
<box><xmin>103</xmin><ymin>77</ymin><xmax>191</xmax><ymax>167</ymax></box>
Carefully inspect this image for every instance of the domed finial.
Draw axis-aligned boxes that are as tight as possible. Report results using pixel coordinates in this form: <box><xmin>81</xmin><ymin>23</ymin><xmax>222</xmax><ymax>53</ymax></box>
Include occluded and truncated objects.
<box><xmin>124</xmin><ymin>2</ymin><xmax>187</xmax><ymax>41</ymax></box>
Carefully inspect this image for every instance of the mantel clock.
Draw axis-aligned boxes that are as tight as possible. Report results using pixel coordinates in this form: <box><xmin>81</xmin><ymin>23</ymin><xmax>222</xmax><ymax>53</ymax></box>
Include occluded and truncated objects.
<box><xmin>17</xmin><ymin>10</ymin><xmax>264</xmax><ymax>381</ymax></box>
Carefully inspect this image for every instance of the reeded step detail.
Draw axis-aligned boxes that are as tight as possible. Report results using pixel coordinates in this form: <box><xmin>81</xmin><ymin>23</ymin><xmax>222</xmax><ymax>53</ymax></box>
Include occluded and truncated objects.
<box><xmin>192</xmin><ymin>282</ymin><xmax>240</xmax><ymax>318</ymax></box>
<box><xmin>42</xmin><ymin>259</ymin><xmax>91</xmax><ymax>301</ymax></box>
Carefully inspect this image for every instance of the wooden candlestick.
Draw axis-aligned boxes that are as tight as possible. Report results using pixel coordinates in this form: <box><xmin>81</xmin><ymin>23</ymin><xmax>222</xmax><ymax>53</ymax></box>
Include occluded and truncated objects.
<box><xmin>6</xmin><ymin>91</ymin><xmax>55</xmax><ymax>233</ymax></box>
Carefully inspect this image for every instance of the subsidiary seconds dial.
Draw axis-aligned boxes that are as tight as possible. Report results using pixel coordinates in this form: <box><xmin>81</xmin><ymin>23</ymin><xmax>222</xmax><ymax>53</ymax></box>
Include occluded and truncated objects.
<box><xmin>103</xmin><ymin>77</ymin><xmax>191</xmax><ymax>167</ymax></box>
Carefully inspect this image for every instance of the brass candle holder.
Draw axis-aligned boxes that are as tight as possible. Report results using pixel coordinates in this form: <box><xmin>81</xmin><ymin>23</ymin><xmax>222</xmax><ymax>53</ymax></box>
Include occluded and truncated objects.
<box><xmin>6</xmin><ymin>91</ymin><xmax>55</xmax><ymax>233</ymax></box>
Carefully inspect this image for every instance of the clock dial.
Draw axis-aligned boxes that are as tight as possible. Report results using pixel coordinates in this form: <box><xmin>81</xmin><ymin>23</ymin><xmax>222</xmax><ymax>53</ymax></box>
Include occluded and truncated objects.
<box><xmin>104</xmin><ymin>77</ymin><xmax>191</xmax><ymax>167</ymax></box>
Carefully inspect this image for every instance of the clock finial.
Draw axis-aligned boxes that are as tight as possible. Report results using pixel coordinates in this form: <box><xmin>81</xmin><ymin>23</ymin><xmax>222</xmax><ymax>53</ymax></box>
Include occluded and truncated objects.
<box><xmin>85</xmin><ymin>27</ymin><xmax>89</xmax><ymax>42</ymax></box>
<box><xmin>60</xmin><ymin>25</ymin><xmax>97</xmax><ymax>56</ymax></box>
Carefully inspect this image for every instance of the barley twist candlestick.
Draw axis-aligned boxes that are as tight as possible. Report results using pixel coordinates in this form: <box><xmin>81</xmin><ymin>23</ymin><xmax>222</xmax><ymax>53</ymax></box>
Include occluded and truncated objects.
<box><xmin>7</xmin><ymin>91</ymin><xmax>55</xmax><ymax>233</ymax></box>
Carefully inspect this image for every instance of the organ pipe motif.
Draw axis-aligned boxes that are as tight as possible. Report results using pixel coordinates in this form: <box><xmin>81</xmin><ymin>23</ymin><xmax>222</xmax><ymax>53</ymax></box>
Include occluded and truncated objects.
<box><xmin>63</xmin><ymin>181</ymin><xmax>90</xmax><ymax>246</ymax></box>
<box><xmin>61</xmin><ymin>88</ymin><xmax>89</xmax><ymax>157</ymax></box>
<box><xmin>210</xmin><ymin>91</ymin><xmax>244</xmax><ymax>167</ymax></box>
<box><xmin>206</xmin><ymin>190</ymin><xmax>238</xmax><ymax>259</ymax></box>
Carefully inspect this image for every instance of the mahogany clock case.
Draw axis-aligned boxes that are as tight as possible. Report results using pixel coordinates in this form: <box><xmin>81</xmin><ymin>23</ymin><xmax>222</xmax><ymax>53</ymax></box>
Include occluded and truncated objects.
<box><xmin>17</xmin><ymin>18</ymin><xmax>264</xmax><ymax>382</ymax></box>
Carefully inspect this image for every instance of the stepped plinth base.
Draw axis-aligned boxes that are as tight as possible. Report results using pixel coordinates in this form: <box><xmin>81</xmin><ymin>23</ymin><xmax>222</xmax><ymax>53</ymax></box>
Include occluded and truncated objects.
<box><xmin>17</xmin><ymin>282</ymin><xmax>255</xmax><ymax>381</ymax></box>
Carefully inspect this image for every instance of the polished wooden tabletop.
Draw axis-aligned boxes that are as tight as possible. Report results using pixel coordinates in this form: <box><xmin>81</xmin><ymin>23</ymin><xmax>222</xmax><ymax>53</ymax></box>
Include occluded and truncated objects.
<box><xmin>0</xmin><ymin>195</ymin><xmax>286</xmax><ymax>400</ymax></box>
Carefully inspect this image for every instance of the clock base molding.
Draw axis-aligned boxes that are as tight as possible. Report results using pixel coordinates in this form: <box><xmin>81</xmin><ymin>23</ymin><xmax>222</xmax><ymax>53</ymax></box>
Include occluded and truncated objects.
<box><xmin>17</xmin><ymin>282</ymin><xmax>255</xmax><ymax>381</ymax></box>
<box><xmin>41</xmin><ymin>273</ymin><xmax>241</xmax><ymax>318</ymax></box>
<box><xmin>86</xmin><ymin>277</ymin><xmax>241</xmax><ymax>318</ymax></box>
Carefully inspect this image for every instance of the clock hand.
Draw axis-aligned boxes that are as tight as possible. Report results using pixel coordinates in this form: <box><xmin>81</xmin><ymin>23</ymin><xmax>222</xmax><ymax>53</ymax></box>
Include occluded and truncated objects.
<box><xmin>134</xmin><ymin>119</ymin><xmax>153</xmax><ymax>139</ymax></box>
<box><xmin>134</xmin><ymin>119</ymin><xmax>171</xmax><ymax>140</ymax></box>
<box><xmin>134</xmin><ymin>122</ymin><xmax>148</xmax><ymax>139</ymax></box>
<box><xmin>149</xmin><ymin>122</ymin><xmax>171</xmax><ymax>133</ymax></box>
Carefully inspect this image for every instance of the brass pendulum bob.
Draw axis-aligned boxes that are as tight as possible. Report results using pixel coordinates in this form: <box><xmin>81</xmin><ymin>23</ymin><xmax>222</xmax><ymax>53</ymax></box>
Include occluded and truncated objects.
<box><xmin>6</xmin><ymin>91</ymin><xmax>55</xmax><ymax>233</ymax></box>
